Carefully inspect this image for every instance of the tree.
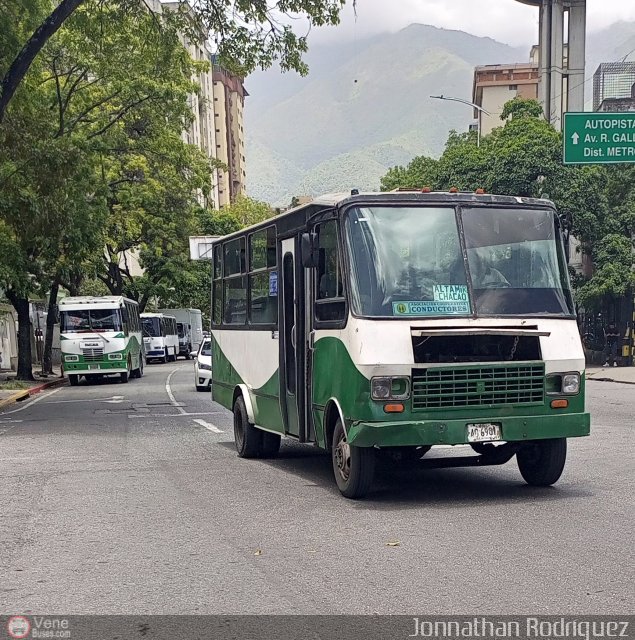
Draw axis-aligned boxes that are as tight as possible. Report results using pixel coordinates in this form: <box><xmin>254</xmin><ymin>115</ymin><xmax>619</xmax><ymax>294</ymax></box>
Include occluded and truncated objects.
<box><xmin>0</xmin><ymin>0</ymin><xmax>346</xmax><ymax>122</ymax></box>
<box><xmin>0</xmin><ymin>0</ymin><xmax>205</xmax><ymax>378</ymax></box>
<box><xmin>220</xmin><ymin>195</ymin><xmax>275</xmax><ymax>227</ymax></box>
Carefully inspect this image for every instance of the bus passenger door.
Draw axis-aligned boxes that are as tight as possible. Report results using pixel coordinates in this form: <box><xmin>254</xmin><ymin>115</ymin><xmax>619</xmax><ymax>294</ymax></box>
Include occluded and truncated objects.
<box><xmin>279</xmin><ymin>237</ymin><xmax>305</xmax><ymax>439</ymax></box>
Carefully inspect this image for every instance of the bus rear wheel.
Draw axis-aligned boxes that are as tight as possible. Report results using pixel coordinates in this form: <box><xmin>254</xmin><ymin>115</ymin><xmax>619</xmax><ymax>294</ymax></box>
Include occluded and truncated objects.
<box><xmin>233</xmin><ymin>396</ymin><xmax>262</xmax><ymax>458</ymax></box>
<box><xmin>331</xmin><ymin>419</ymin><xmax>375</xmax><ymax>499</ymax></box>
<box><xmin>517</xmin><ymin>438</ymin><xmax>567</xmax><ymax>486</ymax></box>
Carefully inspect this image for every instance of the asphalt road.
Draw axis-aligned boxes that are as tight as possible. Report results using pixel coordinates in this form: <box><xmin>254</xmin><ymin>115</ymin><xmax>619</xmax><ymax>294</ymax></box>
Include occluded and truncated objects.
<box><xmin>0</xmin><ymin>363</ymin><xmax>633</xmax><ymax>615</ymax></box>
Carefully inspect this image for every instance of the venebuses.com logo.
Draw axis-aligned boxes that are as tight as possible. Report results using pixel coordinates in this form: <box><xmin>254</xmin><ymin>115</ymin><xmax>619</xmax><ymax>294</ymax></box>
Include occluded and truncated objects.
<box><xmin>6</xmin><ymin>616</ymin><xmax>30</xmax><ymax>639</ymax></box>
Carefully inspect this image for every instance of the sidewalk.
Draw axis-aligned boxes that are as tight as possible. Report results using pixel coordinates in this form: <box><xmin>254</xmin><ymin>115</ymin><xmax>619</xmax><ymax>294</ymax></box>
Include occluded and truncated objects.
<box><xmin>0</xmin><ymin>367</ymin><xmax>67</xmax><ymax>409</ymax></box>
<box><xmin>586</xmin><ymin>365</ymin><xmax>635</xmax><ymax>385</ymax></box>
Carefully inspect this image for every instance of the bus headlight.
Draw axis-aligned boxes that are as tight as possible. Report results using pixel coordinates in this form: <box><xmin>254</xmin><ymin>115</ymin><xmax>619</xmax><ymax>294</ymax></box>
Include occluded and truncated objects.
<box><xmin>371</xmin><ymin>377</ymin><xmax>410</xmax><ymax>400</ymax></box>
<box><xmin>561</xmin><ymin>373</ymin><xmax>580</xmax><ymax>395</ymax></box>
<box><xmin>108</xmin><ymin>353</ymin><xmax>123</xmax><ymax>361</ymax></box>
<box><xmin>371</xmin><ymin>378</ymin><xmax>391</xmax><ymax>400</ymax></box>
<box><xmin>64</xmin><ymin>354</ymin><xmax>79</xmax><ymax>362</ymax></box>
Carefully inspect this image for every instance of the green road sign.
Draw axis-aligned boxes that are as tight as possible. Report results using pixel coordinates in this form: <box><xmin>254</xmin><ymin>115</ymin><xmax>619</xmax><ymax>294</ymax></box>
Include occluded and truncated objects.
<box><xmin>563</xmin><ymin>112</ymin><xmax>635</xmax><ymax>164</ymax></box>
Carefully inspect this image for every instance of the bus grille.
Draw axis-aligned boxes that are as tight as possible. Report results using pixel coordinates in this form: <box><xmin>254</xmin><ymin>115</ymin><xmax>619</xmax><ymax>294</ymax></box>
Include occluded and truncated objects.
<box><xmin>82</xmin><ymin>348</ymin><xmax>104</xmax><ymax>362</ymax></box>
<box><xmin>411</xmin><ymin>363</ymin><xmax>545</xmax><ymax>410</ymax></box>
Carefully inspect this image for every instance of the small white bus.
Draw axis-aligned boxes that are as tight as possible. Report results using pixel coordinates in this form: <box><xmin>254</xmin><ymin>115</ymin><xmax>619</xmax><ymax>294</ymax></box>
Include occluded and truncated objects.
<box><xmin>141</xmin><ymin>313</ymin><xmax>179</xmax><ymax>363</ymax></box>
<box><xmin>59</xmin><ymin>296</ymin><xmax>144</xmax><ymax>385</ymax></box>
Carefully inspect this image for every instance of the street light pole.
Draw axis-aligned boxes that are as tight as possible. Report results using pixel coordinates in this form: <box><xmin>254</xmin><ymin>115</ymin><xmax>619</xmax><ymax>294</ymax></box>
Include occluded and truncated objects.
<box><xmin>430</xmin><ymin>95</ymin><xmax>492</xmax><ymax>148</ymax></box>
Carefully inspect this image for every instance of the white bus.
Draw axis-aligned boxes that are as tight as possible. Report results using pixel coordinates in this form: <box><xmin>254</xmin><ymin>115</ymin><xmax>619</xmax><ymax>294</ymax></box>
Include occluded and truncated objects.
<box><xmin>210</xmin><ymin>190</ymin><xmax>590</xmax><ymax>499</ymax></box>
<box><xmin>59</xmin><ymin>296</ymin><xmax>144</xmax><ymax>385</ymax></box>
<box><xmin>141</xmin><ymin>313</ymin><xmax>179</xmax><ymax>363</ymax></box>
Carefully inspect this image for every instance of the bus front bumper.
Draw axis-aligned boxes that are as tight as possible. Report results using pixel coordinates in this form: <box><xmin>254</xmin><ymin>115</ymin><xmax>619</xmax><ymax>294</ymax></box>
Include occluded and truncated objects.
<box><xmin>64</xmin><ymin>362</ymin><xmax>128</xmax><ymax>375</ymax></box>
<box><xmin>346</xmin><ymin>413</ymin><xmax>591</xmax><ymax>448</ymax></box>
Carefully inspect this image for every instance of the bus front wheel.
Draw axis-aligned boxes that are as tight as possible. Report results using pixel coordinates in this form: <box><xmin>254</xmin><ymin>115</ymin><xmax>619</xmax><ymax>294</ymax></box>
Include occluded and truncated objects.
<box><xmin>517</xmin><ymin>438</ymin><xmax>567</xmax><ymax>486</ymax></box>
<box><xmin>120</xmin><ymin>357</ymin><xmax>131</xmax><ymax>383</ymax></box>
<box><xmin>233</xmin><ymin>396</ymin><xmax>262</xmax><ymax>458</ymax></box>
<box><xmin>331</xmin><ymin>420</ymin><xmax>375</xmax><ymax>499</ymax></box>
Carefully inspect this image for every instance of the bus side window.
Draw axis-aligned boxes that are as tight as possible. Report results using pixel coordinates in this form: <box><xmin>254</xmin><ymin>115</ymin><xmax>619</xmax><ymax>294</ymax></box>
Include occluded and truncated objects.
<box><xmin>315</xmin><ymin>221</ymin><xmax>346</xmax><ymax>323</ymax></box>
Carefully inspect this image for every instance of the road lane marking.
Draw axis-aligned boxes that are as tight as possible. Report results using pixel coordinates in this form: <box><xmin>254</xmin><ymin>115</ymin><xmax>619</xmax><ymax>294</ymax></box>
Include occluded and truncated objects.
<box><xmin>165</xmin><ymin>367</ymin><xmax>187</xmax><ymax>415</ymax></box>
<box><xmin>127</xmin><ymin>411</ymin><xmax>225</xmax><ymax>418</ymax></box>
<box><xmin>193</xmin><ymin>418</ymin><xmax>223</xmax><ymax>433</ymax></box>
<box><xmin>45</xmin><ymin>395</ymin><xmax>125</xmax><ymax>405</ymax></box>
<box><xmin>0</xmin><ymin>387</ymin><xmax>62</xmax><ymax>415</ymax></box>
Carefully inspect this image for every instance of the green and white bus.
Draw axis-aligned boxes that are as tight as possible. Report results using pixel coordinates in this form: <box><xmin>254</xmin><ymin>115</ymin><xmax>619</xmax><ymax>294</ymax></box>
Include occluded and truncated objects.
<box><xmin>210</xmin><ymin>191</ymin><xmax>590</xmax><ymax>499</ymax></box>
<box><xmin>59</xmin><ymin>296</ymin><xmax>144</xmax><ymax>385</ymax></box>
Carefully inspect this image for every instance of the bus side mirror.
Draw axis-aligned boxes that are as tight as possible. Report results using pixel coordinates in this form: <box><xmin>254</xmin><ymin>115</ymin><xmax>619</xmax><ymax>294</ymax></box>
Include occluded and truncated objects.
<box><xmin>301</xmin><ymin>232</ymin><xmax>319</xmax><ymax>269</ymax></box>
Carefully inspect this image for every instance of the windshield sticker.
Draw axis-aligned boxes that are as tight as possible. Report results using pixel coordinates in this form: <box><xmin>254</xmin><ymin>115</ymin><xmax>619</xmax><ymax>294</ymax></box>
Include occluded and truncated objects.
<box><xmin>392</xmin><ymin>299</ymin><xmax>470</xmax><ymax>316</ymax></box>
<box><xmin>433</xmin><ymin>284</ymin><xmax>468</xmax><ymax>302</ymax></box>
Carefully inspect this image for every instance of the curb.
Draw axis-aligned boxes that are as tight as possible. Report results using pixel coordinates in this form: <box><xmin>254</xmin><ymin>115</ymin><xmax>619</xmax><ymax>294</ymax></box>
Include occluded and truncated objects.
<box><xmin>0</xmin><ymin>377</ymin><xmax>68</xmax><ymax>410</ymax></box>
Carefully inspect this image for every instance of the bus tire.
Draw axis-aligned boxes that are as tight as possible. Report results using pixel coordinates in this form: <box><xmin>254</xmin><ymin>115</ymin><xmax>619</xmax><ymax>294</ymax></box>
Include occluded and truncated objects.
<box><xmin>68</xmin><ymin>374</ymin><xmax>79</xmax><ymax>386</ymax></box>
<box><xmin>261</xmin><ymin>432</ymin><xmax>281</xmax><ymax>458</ymax></box>
<box><xmin>162</xmin><ymin>349</ymin><xmax>168</xmax><ymax>364</ymax></box>
<box><xmin>132</xmin><ymin>355</ymin><xmax>144</xmax><ymax>379</ymax></box>
<box><xmin>233</xmin><ymin>396</ymin><xmax>262</xmax><ymax>458</ymax></box>
<box><xmin>331</xmin><ymin>419</ymin><xmax>375</xmax><ymax>499</ymax></box>
<box><xmin>120</xmin><ymin>357</ymin><xmax>131</xmax><ymax>383</ymax></box>
<box><xmin>517</xmin><ymin>438</ymin><xmax>567</xmax><ymax>486</ymax></box>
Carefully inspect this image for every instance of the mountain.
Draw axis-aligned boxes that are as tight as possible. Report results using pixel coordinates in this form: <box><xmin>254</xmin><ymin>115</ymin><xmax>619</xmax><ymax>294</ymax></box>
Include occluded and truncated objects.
<box><xmin>244</xmin><ymin>22</ymin><xmax>635</xmax><ymax>206</ymax></box>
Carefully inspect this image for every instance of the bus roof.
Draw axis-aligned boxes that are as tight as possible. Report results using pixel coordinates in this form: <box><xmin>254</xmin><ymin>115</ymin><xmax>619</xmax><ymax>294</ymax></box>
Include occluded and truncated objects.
<box><xmin>141</xmin><ymin>313</ymin><xmax>176</xmax><ymax>319</ymax></box>
<box><xmin>58</xmin><ymin>296</ymin><xmax>136</xmax><ymax>310</ymax></box>
<box><xmin>213</xmin><ymin>190</ymin><xmax>557</xmax><ymax>243</ymax></box>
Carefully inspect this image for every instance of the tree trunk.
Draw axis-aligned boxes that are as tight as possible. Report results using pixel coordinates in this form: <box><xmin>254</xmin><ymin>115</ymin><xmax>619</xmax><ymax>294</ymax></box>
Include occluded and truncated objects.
<box><xmin>42</xmin><ymin>280</ymin><xmax>60</xmax><ymax>376</ymax></box>
<box><xmin>0</xmin><ymin>0</ymin><xmax>85</xmax><ymax>123</ymax></box>
<box><xmin>5</xmin><ymin>291</ymin><xmax>34</xmax><ymax>381</ymax></box>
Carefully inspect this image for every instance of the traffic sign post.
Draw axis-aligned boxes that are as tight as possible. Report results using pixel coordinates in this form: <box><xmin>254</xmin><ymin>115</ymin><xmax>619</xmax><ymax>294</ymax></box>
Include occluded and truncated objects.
<box><xmin>563</xmin><ymin>112</ymin><xmax>635</xmax><ymax>165</ymax></box>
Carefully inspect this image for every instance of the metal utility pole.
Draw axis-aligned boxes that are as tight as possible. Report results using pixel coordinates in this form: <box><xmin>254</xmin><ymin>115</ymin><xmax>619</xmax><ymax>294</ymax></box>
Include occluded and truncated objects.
<box><xmin>515</xmin><ymin>0</ymin><xmax>587</xmax><ymax>130</ymax></box>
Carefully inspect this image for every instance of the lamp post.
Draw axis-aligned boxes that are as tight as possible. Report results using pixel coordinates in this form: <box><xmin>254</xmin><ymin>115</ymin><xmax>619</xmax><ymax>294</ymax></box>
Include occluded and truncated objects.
<box><xmin>430</xmin><ymin>95</ymin><xmax>491</xmax><ymax>147</ymax></box>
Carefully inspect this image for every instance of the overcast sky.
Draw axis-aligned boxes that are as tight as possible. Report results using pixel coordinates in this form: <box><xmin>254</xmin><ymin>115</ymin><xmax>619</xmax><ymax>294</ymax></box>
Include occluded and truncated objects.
<box><xmin>309</xmin><ymin>0</ymin><xmax>635</xmax><ymax>47</ymax></box>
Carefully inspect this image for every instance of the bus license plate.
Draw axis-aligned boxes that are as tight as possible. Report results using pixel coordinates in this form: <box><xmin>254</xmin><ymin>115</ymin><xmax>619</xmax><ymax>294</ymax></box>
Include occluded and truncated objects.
<box><xmin>467</xmin><ymin>423</ymin><xmax>501</xmax><ymax>442</ymax></box>
<box><xmin>88</xmin><ymin>364</ymin><xmax>100</xmax><ymax>370</ymax></box>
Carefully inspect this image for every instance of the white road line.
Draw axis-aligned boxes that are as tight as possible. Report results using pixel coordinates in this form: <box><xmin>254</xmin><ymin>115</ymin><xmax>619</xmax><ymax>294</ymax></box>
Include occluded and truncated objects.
<box><xmin>0</xmin><ymin>387</ymin><xmax>62</xmax><ymax>415</ymax></box>
<box><xmin>192</xmin><ymin>418</ymin><xmax>223</xmax><ymax>433</ymax></box>
<box><xmin>165</xmin><ymin>367</ymin><xmax>187</xmax><ymax>415</ymax></box>
<box><xmin>45</xmin><ymin>395</ymin><xmax>124</xmax><ymax>405</ymax></box>
<box><xmin>127</xmin><ymin>411</ymin><xmax>225</xmax><ymax>419</ymax></box>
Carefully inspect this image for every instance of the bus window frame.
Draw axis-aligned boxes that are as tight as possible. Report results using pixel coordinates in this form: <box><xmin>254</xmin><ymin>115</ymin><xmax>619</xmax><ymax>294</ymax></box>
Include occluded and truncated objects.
<box><xmin>212</xmin><ymin>225</ymin><xmax>279</xmax><ymax>331</ymax></box>
<box><xmin>313</xmin><ymin>219</ymin><xmax>348</xmax><ymax>330</ymax></box>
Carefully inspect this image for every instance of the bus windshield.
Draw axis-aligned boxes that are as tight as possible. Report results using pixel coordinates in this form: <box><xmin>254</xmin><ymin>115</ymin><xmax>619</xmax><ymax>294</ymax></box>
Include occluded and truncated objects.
<box><xmin>344</xmin><ymin>205</ymin><xmax>574</xmax><ymax>318</ymax></box>
<box><xmin>61</xmin><ymin>309</ymin><xmax>122</xmax><ymax>332</ymax></box>
<box><xmin>141</xmin><ymin>317</ymin><xmax>160</xmax><ymax>337</ymax></box>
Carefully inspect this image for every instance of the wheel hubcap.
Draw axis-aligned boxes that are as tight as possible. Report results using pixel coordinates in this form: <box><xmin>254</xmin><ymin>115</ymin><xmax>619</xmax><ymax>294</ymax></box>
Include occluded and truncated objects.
<box><xmin>334</xmin><ymin>434</ymin><xmax>351</xmax><ymax>481</ymax></box>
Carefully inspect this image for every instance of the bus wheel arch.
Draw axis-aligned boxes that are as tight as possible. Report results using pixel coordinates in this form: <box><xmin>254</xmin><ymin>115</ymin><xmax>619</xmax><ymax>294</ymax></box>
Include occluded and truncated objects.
<box><xmin>324</xmin><ymin>399</ymin><xmax>346</xmax><ymax>452</ymax></box>
<box><xmin>233</xmin><ymin>385</ymin><xmax>256</xmax><ymax>424</ymax></box>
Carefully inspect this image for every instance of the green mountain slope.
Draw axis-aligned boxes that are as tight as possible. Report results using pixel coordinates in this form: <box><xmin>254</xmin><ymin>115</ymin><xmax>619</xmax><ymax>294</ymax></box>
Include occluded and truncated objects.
<box><xmin>245</xmin><ymin>22</ymin><xmax>635</xmax><ymax>206</ymax></box>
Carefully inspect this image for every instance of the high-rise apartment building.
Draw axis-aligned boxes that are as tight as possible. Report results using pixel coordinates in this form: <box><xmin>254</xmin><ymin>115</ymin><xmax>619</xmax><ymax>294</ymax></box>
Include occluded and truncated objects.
<box><xmin>593</xmin><ymin>62</ymin><xmax>635</xmax><ymax>112</ymax></box>
<box><xmin>160</xmin><ymin>1</ymin><xmax>220</xmax><ymax>208</ymax></box>
<box><xmin>149</xmin><ymin>2</ymin><xmax>247</xmax><ymax>209</ymax></box>
<box><xmin>211</xmin><ymin>56</ymin><xmax>248</xmax><ymax>208</ymax></box>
